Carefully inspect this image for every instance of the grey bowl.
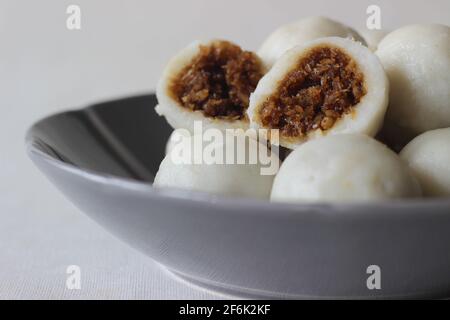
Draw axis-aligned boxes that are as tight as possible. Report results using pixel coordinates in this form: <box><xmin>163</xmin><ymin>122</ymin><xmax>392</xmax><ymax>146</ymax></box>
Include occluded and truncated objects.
<box><xmin>26</xmin><ymin>94</ymin><xmax>450</xmax><ymax>299</ymax></box>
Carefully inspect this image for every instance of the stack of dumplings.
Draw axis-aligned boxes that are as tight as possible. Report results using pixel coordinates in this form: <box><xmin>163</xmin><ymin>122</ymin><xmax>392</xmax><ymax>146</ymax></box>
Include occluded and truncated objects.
<box><xmin>154</xmin><ymin>16</ymin><xmax>450</xmax><ymax>203</ymax></box>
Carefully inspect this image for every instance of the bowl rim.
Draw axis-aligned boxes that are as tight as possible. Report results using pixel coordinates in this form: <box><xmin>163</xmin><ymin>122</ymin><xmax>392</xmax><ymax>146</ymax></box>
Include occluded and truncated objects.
<box><xmin>25</xmin><ymin>94</ymin><xmax>450</xmax><ymax>217</ymax></box>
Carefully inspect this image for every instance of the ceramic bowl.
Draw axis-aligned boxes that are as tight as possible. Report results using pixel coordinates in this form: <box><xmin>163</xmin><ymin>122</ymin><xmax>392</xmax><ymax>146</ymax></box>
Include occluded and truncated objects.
<box><xmin>26</xmin><ymin>94</ymin><xmax>450</xmax><ymax>299</ymax></box>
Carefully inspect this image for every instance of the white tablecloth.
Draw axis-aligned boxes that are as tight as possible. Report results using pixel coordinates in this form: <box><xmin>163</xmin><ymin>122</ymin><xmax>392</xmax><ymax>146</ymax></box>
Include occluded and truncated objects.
<box><xmin>1</xmin><ymin>0</ymin><xmax>448</xmax><ymax>299</ymax></box>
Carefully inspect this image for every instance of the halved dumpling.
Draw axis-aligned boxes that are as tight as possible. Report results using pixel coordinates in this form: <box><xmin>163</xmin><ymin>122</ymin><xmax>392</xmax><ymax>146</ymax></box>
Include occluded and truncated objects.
<box><xmin>156</xmin><ymin>40</ymin><xmax>266</xmax><ymax>132</ymax></box>
<box><xmin>248</xmin><ymin>37</ymin><xmax>389</xmax><ymax>149</ymax></box>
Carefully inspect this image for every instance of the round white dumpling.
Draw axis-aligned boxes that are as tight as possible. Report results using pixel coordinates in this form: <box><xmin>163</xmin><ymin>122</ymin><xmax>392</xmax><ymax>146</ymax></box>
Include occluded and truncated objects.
<box><xmin>258</xmin><ymin>16</ymin><xmax>366</xmax><ymax>67</ymax></box>
<box><xmin>359</xmin><ymin>29</ymin><xmax>387</xmax><ymax>51</ymax></box>
<box><xmin>248</xmin><ymin>37</ymin><xmax>389</xmax><ymax>149</ymax></box>
<box><xmin>156</xmin><ymin>40</ymin><xmax>266</xmax><ymax>133</ymax></box>
<box><xmin>376</xmin><ymin>24</ymin><xmax>450</xmax><ymax>143</ymax></box>
<box><xmin>400</xmin><ymin>128</ymin><xmax>450</xmax><ymax>197</ymax></box>
<box><xmin>154</xmin><ymin>132</ymin><xmax>278</xmax><ymax>199</ymax></box>
<box><xmin>271</xmin><ymin>134</ymin><xmax>421</xmax><ymax>203</ymax></box>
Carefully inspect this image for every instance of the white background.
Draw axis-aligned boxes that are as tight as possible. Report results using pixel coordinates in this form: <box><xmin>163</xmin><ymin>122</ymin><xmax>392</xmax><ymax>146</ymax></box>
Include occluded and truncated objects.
<box><xmin>0</xmin><ymin>0</ymin><xmax>449</xmax><ymax>299</ymax></box>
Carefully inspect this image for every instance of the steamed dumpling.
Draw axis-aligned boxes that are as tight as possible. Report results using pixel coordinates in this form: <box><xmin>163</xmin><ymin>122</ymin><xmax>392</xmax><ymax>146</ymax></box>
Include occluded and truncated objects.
<box><xmin>156</xmin><ymin>40</ymin><xmax>266</xmax><ymax>133</ymax></box>
<box><xmin>154</xmin><ymin>131</ymin><xmax>278</xmax><ymax>199</ymax></box>
<box><xmin>258</xmin><ymin>16</ymin><xmax>366</xmax><ymax>67</ymax></box>
<box><xmin>376</xmin><ymin>24</ymin><xmax>450</xmax><ymax>145</ymax></box>
<box><xmin>271</xmin><ymin>134</ymin><xmax>421</xmax><ymax>203</ymax></box>
<box><xmin>248</xmin><ymin>37</ymin><xmax>389</xmax><ymax>149</ymax></box>
<box><xmin>400</xmin><ymin>128</ymin><xmax>450</xmax><ymax>197</ymax></box>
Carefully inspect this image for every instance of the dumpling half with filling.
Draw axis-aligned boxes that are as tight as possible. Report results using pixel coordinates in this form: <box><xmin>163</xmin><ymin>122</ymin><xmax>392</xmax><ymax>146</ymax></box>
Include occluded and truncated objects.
<box><xmin>156</xmin><ymin>40</ymin><xmax>266</xmax><ymax>132</ymax></box>
<box><xmin>248</xmin><ymin>37</ymin><xmax>389</xmax><ymax>149</ymax></box>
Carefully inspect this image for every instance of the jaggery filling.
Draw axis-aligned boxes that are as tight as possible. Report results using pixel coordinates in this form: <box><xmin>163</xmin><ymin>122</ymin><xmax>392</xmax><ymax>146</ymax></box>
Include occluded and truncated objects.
<box><xmin>170</xmin><ymin>41</ymin><xmax>264</xmax><ymax>120</ymax></box>
<box><xmin>259</xmin><ymin>46</ymin><xmax>366</xmax><ymax>137</ymax></box>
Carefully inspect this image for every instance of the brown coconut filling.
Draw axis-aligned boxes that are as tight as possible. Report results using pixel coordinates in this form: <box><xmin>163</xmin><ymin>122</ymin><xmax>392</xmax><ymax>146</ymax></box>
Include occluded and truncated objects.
<box><xmin>259</xmin><ymin>46</ymin><xmax>366</xmax><ymax>137</ymax></box>
<box><xmin>170</xmin><ymin>41</ymin><xmax>264</xmax><ymax>120</ymax></box>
